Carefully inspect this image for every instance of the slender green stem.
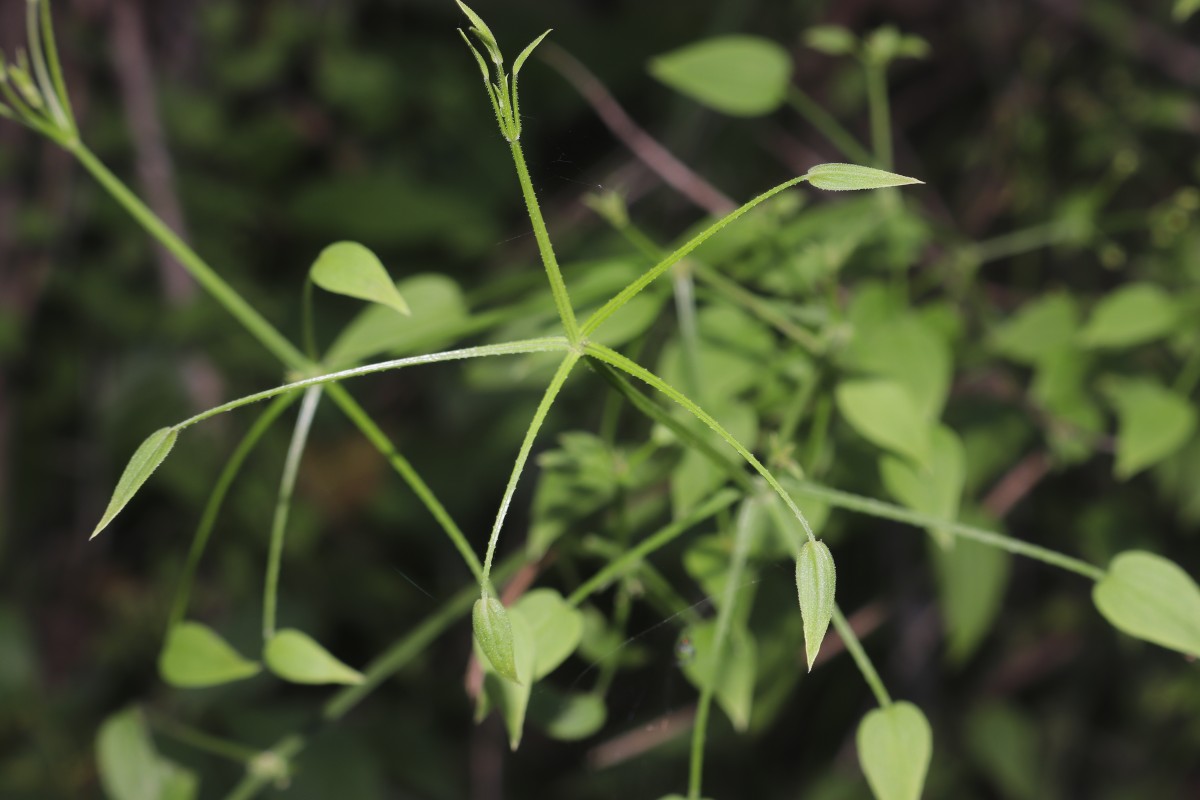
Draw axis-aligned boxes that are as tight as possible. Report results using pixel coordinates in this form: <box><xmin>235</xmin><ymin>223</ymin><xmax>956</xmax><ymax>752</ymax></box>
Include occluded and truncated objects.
<box><xmin>584</xmin><ymin>343</ymin><xmax>816</xmax><ymax>543</ymax></box>
<box><xmin>863</xmin><ymin>63</ymin><xmax>892</xmax><ymax>169</ymax></box>
<box><xmin>787</xmin><ymin>86</ymin><xmax>872</xmax><ymax>164</ymax></box>
<box><xmin>223</xmin><ymin>736</ymin><xmax>306</xmax><ymax>800</ymax></box>
<box><xmin>566</xmin><ymin>488</ymin><xmax>741</xmax><ymax>606</ymax></box>
<box><xmin>481</xmin><ymin>352</ymin><xmax>580</xmax><ymax>589</ymax></box>
<box><xmin>323</xmin><ymin>382</ymin><xmax>484</xmax><ymax>584</ymax></box>
<box><xmin>169</xmin><ymin>392</ymin><xmax>298</xmax><ymax>630</ymax></box>
<box><xmin>579</xmin><ymin>536</ymin><xmax>703</xmax><ymax>627</ymax></box>
<box><xmin>688</xmin><ymin>496</ymin><xmax>759</xmax><ymax>800</ymax></box>
<box><xmin>70</xmin><ymin>143</ymin><xmax>309</xmax><ymax>370</ymax></box>
<box><xmin>672</xmin><ymin>264</ymin><xmax>705</xmax><ymax>403</ymax></box>
<box><xmin>831</xmin><ymin>605</ymin><xmax>891</xmax><ymax>707</ymax></box>
<box><xmin>693</xmin><ymin>264</ymin><xmax>822</xmax><ymax>354</ymax></box>
<box><xmin>971</xmin><ymin>220</ymin><xmax>1083</xmax><ymax>264</ymax></box>
<box><xmin>582</xmin><ymin>176</ymin><xmax>807</xmax><ymax>337</ymax></box>
<box><xmin>263</xmin><ymin>386</ymin><xmax>322</xmax><ymax>642</ymax></box>
<box><xmin>26</xmin><ymin>0</ymin><xmax>68</xmax><ymax>132</ymax></box>
<box><xmin>147</xmin><ymin>712</ymin><xmax>259</xmax><ymax>764</ymax></box>
<box><xmin>793</xmin><ymin>481</ymin><xmax>1106</xmax><ymax>581</ymax></box>
<box><xmin>171</xmin><ymin>338</ymin><xmax>570</xmax><ymax>433</ymax></box>
<box><xmin>509</xmin><ymin>138</ymin><xmax>581</xmax><ymax>344</ymax></box>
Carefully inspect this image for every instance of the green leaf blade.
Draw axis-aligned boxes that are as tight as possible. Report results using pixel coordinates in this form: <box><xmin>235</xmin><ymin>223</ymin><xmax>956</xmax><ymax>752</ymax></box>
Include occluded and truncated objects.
<box><xmin>1093</xmin><ymin>551</ymin><xmax>1200</xmax><ymax>658</ymax></box>
<box><xmin>836</xmin><ymin>379</ymin><xmax>932</xmax><ymax>466</ymax></box>
<box><xmin>310</xmin><ymin>241</ymin><xmax>411</xmax><ymax>316</ymax></box>
<box><xmin>796</xmin><ymin>540</ymin><xmax>836</xmax><ymax>671</ymax></box>
<box><xmin>264</xmin><ymin>629</ymin><xmax>365</xmax><ymax>685</ymax></box>
<box><xmin>804</xmin><ymin>162</ymin><xmax>923</xmax><ymax>191</ymax></box>
<box><xmin>92</xmin><ymin>427</ymin><xmax>177</xmax><ymax>539</ymax></box>
<box><xmin>96</xmin><ymin>708</ymin><xmax>164</xmax><ymax>800</ymax></box>
<box><xmin>511</xmin><ymin>588</ymin><xmax>583</xmax><ymax>680</ymax></box>
<box><xmin>1079</xmin><ymin>283</ymin><xmax>1179</xmax><ymax>349</ymax></box>
<box><xmin>158</xmin><ymin>622</ymin><xmax>261</xmax><ymax>689</ymax></box>
<box><xmin>857</xmin><ymin>701</ymin><xmax>933</xmax><ymax>800</ymax></box>
<box><xmin>1102</xmin><ymin>378</ymin><xmax>1197</xmax><ymax>479</ymax></box>
<box><xmin>473</xmin><ymin>596</ymin><xmax>520</xmax><ymax>683</ymax></box>
<box><xmin>649</xmin><ymin>35</ymin><xmax>792</xmax><ymax>117</ymax></box>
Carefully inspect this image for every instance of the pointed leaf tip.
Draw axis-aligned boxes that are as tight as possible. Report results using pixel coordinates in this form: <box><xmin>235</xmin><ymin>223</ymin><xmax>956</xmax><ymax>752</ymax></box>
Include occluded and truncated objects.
<box><xmin>310</xmin><ymin>241</ymin><xmax>411</xmax><ymax>316</ymax></box>
<box><xmin>92</xmin><ymin>426</ymin><xmax>178</xmax><ymax>539</ymax></box>
<box><xmin>474</xmin><ymin>596</ymin><xmax>520</xmax><ymax>683</ymax></box>
<box><xmin>804</xmin><ymin>162</ymin><xmax>923</xmax><ymax>191</ymax></box>
<box><xmin>796</xmin><ymin>540</ymin><xmax>836</xmax><ymax>671</ymax></box>
<box><xmin>264</xmin><ymin>629</ymin><xmax>365</xmax><ymax>685</ymax></box>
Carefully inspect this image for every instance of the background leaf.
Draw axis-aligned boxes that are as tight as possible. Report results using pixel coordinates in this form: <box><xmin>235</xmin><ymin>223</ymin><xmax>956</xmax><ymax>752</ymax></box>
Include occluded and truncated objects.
<box><xmin>649</xmin><ymin>35</ymin><xmax>792</xmax><ymax>117</ymax></box>
<box><xmin>1078</xmin><ymin>283</ymin><xmax>1179</xmax><ymax>349</ymax></box>
<box><xmin>158</xmin><ymin>622</ymin><xmax>261</xmax><ymax>689</ymax></box>
<box><xmin>264</xmin><ymin>629</ymin><xmax>365</xmax><ymax>685</ymax></box>
<box><xmin>857</xmin><ymin>702</ymin><xmax>933</xmax><ymax>800</ymax></box>
<box><xmin>511</xmin><ymin>588</ymin><xmax>583</xmax><ymax>680</ymax></box>
<box><xmin>1102</xmin><ymin>378</ymin><xmax>1197</xmax><ymax>479</ymax></box>
<box><xmin>1093</xmin><ymin>551</ymin><xmax>1200</xmax><ymax>658</ymax></box>
<box><xmin>836</xmin><ymin>379</ymin><xmax>932</xmax><ymax>465</ymax></box>
<box><xmin>310</xmin><ymin>241</ymin><xmax>410</xmax><ymax>315</ymax></box>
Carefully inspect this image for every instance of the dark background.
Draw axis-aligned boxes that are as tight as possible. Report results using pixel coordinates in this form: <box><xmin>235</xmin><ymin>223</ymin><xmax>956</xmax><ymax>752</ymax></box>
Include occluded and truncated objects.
<box><xmin>1</xmin><ymin>0</ymin><xmax>1198</xmax><ymax>797</ymax></box>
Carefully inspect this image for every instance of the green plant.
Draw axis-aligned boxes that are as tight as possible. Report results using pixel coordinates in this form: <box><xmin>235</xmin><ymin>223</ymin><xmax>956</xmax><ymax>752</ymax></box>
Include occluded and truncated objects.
<box><xmin>4</xmin><ymin>1</ymin><xmax>1198</xmax><ymax>798</ymax></box>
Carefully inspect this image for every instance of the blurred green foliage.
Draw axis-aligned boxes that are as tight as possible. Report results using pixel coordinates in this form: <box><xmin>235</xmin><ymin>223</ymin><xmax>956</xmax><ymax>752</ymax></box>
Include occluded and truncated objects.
<box><xmin>2</xmin><ymin>0</ymin><xmax>1199</xmax><ymax>798</ymax></box>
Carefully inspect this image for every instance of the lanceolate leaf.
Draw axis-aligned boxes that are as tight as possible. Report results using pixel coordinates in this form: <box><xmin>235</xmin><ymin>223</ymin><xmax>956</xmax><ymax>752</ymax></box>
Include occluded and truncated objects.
<box><xmin>1093</xmin><ymin>551</ymin><xmax>1200</xmax><ymax>658</ymax></box>
<box><xmin>158</xmin><ymin>622</ymin><xmax>261</xmax><ymax>688</ymax></box>
<box><xmin>264</xmin><ymin>629</ymin><xmax>365</xmax><ymax>685</ymax></box>
<box><xmin>857</xmin><ymin>702</ymin><xmax>933</xmax><ymax>800</ymax></box>
<box><xmin>796</xmin><ymin>540</ymin><xmax>836</xmax><ymax>671</ymax></box>
<box><xmin>473</xmin><ymin>596</ymin><xmax>520</xmax><ymax>682</ymax></box>
<box><xmin>804</xmin><ymin>163</ymin><xmax>923</xmax><ymax>191</ymax></box>
<box><xmin>478</xmin><ymin>607</ymin><xmax>536</xmax><ymax>750</ymax></box>
<box><xmin>310</xmin><ymin>241</ymin><xmax>411</xmax><ymax>316</ymax></box>
<box><xmin>92</xmin><ymin>427</ymin><xmax>177</xmax><ymax>539</ymax></box>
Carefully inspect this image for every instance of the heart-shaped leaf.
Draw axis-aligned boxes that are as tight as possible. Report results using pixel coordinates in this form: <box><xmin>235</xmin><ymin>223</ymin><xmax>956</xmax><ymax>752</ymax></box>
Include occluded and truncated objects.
<box><xmin>649</xmin><ymin>35</ymin><xmax>792</xmax><ymax>117</ymax></box>
<box><xmin>158</xmin><ymin>622</ymin><xmax>261</xmax><ymax>689</ymax></box>
<box><xmin>804</xmin><ymin>163</ymin><xmax>923</xmax><ymax>191</ymax></box>
<box><xmin>857</xmin><ymin>701</ymin><xmax>933</xmax><ymax>800</ymax></box>
<box><xmin>92</xmin><ymin>427</ymin><xmax>177</xmax><ymax>539</ymax></box>
<box><xmin>1093</xmin><ymin>550</ymin><xmax>1200</xmax><ymax>658</ymax></box>
<box><xmin>264</xmin><ymin>629</ymin><xmax>365</xmax><ymax>685</ymax></box>
<box><xmin>796</xmin><ymin>540</ymin><xmax>836</xmax><ymax>670</ymax></box>
<box><xmin>1101</xmin><ymin>378</ymin><xmax>1197</xmax><ymax>479</ymax></box>
<box><xmin>310</xmin><ymin>241</ymin><xmax>411</xmax><ymax>315</ymax></box>
<box><xmin>473</xmin><ymin>596</ymin><xmax>519</xmax><ymax>683</ymax></box>
<box><xmin>1079</xmin><ymin>283</ymin><xmax>1179</xmax><ymax>350</ymax></box>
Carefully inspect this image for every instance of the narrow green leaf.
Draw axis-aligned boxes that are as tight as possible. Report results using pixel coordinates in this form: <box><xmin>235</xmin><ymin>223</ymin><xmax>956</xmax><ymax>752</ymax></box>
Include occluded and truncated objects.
<box><xmin>158</xmin><ymin>622</ymin><xmax>261</xmax><ymax>688</ymax></box>
<box><xmin>1093</xmin><ymin>551</ymin><xmax>1200</xmax><ymax>658</ymax></box>
<box><xmin>857</xmin><ymin>701</ymin><xmax>933</xmax><ymax>800</ymax></box>
<box><xmin>836</xmin><ymin>379</ymin><xmax>932</xmax><ymax>466</ymax></box>
<box><xmin>1078</xmin><ymin>283</ymin><xmax>1179</xmax><ymax>349</ymax></box>
<box><xmin>511</xmin><ymin>588</ymin><xmax>583</xmax><ymax>680</ymax></box>
<box><xmin>804</xmin><ymin>162</ymin><xmax>923</xmax><ymax>191</ymax></box>
<box><xmin>513</xmin><ymin>30</ymin><xmax>552</xmax><ymax>77</ymax></box>
<box><xmin>804</xmin><ymin>25</ymin><xmax>858</xmax><ymax>56</ymax></box>
<box><xmin>310</xmin><ymin>241</ymin><xmax>411</xmax><ymax>316</ymax></box>
<box><xmin>454</xmin><ymin>0</ymin><xmax>502</xmax><ymax>65</ymax></box>
<box><xmin>264</xmin><ymin>629</ymin><xmax>365</xmax><ymax>685</ymax></box>
<box><xmin>796</xmin><ymin>540</ymin><xmax>836</xmax><ymax>671</ymax></box>
<box><xmin>96</xmin><ymin>708</ymin><xmax>163</xmax><ymax>800</ymax></box>
<box><xmin>473</xmin><ymin>596</ymin><xmax>519</xmax><ymax>682</ymax></box>
<box><xmin>649</xmin><ymin>35</ymin><xmax>792</xmax><ymax>117</ymax></box>
<box><xmin>92</xmin><ymin>427</ymin><xmax>177</xmax><ymax>539</ymax></box>
<box><xmin>1102</xmin><ymin>378</ymin><xmax>1197</xmax><ymax>479</ymax></box>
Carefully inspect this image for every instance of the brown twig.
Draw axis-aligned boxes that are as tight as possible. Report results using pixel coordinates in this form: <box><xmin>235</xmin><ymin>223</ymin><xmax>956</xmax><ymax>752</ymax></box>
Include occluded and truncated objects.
<box><xmin>982</xmin><ymin>450</ymin><xmax>1052</xmax><ymax>519</ymax></box>
<box><xmin>540</xmin><ymin>43</ymin><xmax>737</xmax><ymax>217</ymax></box>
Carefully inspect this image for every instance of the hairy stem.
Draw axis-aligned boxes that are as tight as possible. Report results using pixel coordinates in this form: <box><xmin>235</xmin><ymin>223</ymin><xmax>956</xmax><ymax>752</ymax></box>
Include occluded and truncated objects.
<box><xmin>832</xmin><ymin>605</ymin><xmax>891</xmax><ymax>707</ymax></box>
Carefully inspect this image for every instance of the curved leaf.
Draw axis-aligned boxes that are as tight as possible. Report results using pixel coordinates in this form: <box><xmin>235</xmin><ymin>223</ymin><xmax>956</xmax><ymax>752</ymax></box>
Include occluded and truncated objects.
<box><xmin>264</xmin><ymin>629</ymin><xmax>365</xmax><ymax>685</ymax></box>
<box><xmin>473</xmin><ymin>596</ymin><xmax>519</xmax><ymax>682</ymax></box>
<box><xmin>804</xmin><ymin>163</ymin><xmax>923</xmax><ymax>191</ymax></box>
<box><xmin>92</xmin><ymin>427</ymin><xmax>177</xmax><ymax>539</ymax></box>
<box><xmin>1093</xmin><ymin>551</ymin><xmax>1200</xmax><ymax>658</ymax></box>
<box><xmin>1079</xmin><ymin>283</ymin><xmax>1178</xmax><ymax>349</ymax></box>
<box><xmin>512</xmin><ymin>588</ymin><xmax>583</xmax><ymax>680</ymax></box>
<box><xmin>310</xmin><ymin>241</ymin><xmax>410</xmax><ymax>315</ymax></box>
<box><xmin>158</xmin><ymin>622</ymin><xmax>261</xmax><ymax>688</ymax></box>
